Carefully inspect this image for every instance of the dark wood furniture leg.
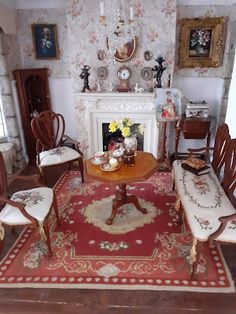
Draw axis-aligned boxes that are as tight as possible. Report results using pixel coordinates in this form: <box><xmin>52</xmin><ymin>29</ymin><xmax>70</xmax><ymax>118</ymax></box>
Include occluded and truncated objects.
<box><xmin>174</xmin><ymin>120</ymin><xmax>181</xmax><ymax>159</ymax></box>
<box><xmin>106</xmin><ymin>183</ymin><xmax>147</xmax><ymax>225</ymax></box>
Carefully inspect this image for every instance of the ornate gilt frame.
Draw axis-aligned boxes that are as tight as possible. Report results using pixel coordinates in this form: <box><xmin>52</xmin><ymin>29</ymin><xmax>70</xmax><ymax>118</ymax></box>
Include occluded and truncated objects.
<box><xmin>114</xmin><ymin>37</ymin><xmax>138</xmax><ymax>63</ymax></box>
<box><xmin>179</xmin><ymin>17</ymin><xmax>225</xmax><ymax>68</ymax></box>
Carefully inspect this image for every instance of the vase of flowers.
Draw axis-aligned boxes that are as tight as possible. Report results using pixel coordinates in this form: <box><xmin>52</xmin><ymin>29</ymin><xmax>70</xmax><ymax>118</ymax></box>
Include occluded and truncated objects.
<box><xmin>190</xmin><ymin>29</ymin><xmax>211</xmax><ymax>56</ymax></box>
<box><xmin>108</xmin><ymin>118</ymin><xmax>145</xmax><ymax>166</ymax></box>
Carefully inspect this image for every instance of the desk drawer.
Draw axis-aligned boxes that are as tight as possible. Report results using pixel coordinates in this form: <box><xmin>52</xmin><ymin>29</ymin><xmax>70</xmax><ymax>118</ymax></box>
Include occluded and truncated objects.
<box><xmin>181</xmin><ymin>119</ymin><xmax>210</xmax><ymax>139</ymax></box>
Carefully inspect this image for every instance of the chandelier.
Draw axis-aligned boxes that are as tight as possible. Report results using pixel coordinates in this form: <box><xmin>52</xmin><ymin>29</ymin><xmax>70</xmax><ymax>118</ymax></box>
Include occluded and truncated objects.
<box><xmin>98</xmin><ymin>1</ymin><xmax>139</xmax><ymax>61</ymax></box>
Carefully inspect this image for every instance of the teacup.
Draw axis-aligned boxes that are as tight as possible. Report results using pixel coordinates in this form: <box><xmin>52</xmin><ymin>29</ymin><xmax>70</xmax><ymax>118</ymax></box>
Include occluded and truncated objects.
<box><xmin>94</xmin><ymin>151</ymin><xmax>106</xmax><ymax>163</ymax></box>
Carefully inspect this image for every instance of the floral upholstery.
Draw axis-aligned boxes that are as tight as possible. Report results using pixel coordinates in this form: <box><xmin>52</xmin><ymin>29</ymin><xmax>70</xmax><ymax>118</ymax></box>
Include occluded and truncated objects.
<box><xmin>172</xmin><ymin>160</ymin><xmax>236</xmax><ymax>242</ymax></box>
<box><xmin>0</xmin><ymin>187</ymin><xmax>53</xmax><ymax>225</ymax></box>
<box><xmin>39</xmin><ymin>147</ymin><xmax>80</xmax><ymax>167</ymax></box>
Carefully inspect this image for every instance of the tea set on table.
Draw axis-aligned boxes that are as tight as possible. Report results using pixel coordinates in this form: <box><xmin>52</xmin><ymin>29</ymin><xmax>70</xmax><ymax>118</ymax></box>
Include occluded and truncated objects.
<box><xmin>91</xmin><ymin>148</ymin><xmax>125</xmax><ymax>172</ymax></box>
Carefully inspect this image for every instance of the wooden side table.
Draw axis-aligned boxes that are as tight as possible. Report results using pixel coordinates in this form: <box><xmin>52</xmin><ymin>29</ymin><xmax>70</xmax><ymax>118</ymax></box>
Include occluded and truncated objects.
<box><xmin>175</xmin><ymin>115</ymin><xmax>213</xmax><ymax>158</ymax></box>
<box><xmin>85</xmin><ymin>151</ymin><xmax>158</xmax><ymax>225</ymax></box>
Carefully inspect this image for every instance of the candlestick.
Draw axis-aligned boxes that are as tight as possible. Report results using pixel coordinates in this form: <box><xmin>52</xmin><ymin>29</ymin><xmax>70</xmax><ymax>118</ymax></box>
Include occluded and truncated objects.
<box><xmin>100</xmin><ymin>1</ymin><xmax>104</xmax><ymax>16</ymax></box>
<box><xmin>129</xmin><ymin>6</ymin><xmax>134</xmax><ymax>21</ymax></box>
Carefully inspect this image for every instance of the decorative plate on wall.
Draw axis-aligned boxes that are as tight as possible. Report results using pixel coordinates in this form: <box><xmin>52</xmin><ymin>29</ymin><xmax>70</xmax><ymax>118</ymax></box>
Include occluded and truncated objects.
<box><xmin>141</xmin><ymin>67</ymin><xmax>153</xmax><ymax>81</ymax></box>
<box><xmin>144</xmin><ymin>50</ymin><xmax>153</xmax><ymax>61</ymax></box>
<box><xmin>97</xmin><ymin>66</ymin><xmax>108</xmax><ymax>80</ymax></box>
<box><xmin>97</xmin><ymin>50</ymin><xmax>106</xmax><ymax>61</ymax></box>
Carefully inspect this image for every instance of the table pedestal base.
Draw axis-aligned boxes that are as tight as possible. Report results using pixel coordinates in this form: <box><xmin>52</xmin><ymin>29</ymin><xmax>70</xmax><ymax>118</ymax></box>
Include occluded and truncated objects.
<box><xmin>106</xmin><ymin>183</ymin><xmax>147</xmax><ymax>225</ymax></box>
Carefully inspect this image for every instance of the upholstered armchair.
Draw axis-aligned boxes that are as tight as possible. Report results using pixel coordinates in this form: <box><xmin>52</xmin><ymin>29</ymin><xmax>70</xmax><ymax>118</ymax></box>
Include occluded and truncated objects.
<box><xmin>31</xmin><ymin>110</ymin><xmax>84</xmax><ymax>185</ymax></box>
<box><xmin>0</xmin><ymin>152</ymin><xmax>59</xmax><ymax>256</ymax></box>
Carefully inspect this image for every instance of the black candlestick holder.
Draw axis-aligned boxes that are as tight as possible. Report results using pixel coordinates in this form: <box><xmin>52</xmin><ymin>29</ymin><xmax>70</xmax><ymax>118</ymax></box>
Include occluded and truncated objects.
<box><xmin>152</xmin><ymin>56</ymin><xmax>167</xmax><ymax>88</ymax></box>
<box><xmin>79</xmin><ymin>65</ymin><xmax>91</xmax><ymax>92</ymax></box>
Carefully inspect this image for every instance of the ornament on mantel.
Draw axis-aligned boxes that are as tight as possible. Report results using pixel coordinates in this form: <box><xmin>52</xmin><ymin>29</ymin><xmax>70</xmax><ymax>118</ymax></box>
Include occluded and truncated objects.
<box><xmin>79</xmin><ymin>65</ymin><xmax>91</xmax><ymax>92</ymax></box>
<box><xmin>134</xmin><ymin>83</ymin><xmax>144</xmax><ymax>93</ymax></box>
<box><xmin>152</xmin><ymin>56</ymin><xmax>167</xmax><ymax>88</ymax></box>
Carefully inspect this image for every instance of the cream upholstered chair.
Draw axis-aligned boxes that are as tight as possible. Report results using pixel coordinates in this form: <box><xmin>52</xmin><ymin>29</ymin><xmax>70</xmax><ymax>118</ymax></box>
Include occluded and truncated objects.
<box><xmin>31</xmin><ymin>110</ymin><xmax>84</xmax><ymax>184</ymax></box>
<box><xmin>0</xmin><ymin>152</ymin><xmax>59</xmax><ymax>256</ymax></box>
<box><xmin>172</xmin><ymin>124</ymin><xmax>235</xmax><ymax>279</ymax></box>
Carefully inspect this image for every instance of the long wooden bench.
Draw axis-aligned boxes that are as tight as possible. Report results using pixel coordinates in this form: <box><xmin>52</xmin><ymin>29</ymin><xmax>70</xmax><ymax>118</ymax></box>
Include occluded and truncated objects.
<box><xmin>172</xmin><ymin>124</ymin><xmax>236</xmax><ymax>278</ymax></box>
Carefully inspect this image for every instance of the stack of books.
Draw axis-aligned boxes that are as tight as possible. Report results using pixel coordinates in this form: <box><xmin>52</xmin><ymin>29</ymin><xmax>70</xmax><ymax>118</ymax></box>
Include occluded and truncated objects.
<box><xmin>182</xmin><ymin>157</ymin><xmax>210</xmax><ymax>176</ymax></box>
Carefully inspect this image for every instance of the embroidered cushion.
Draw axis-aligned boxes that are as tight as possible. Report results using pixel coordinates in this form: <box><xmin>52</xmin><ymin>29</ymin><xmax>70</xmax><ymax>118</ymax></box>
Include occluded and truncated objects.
<box><xmin>173</xmin><ymin>160</ymin><xmax>236</xmax><ymax>241</ymax></box>
<box><xmin>39</xmin><ymin>147</ymin><xmax>79</xmax><ymax>167</ymax></box>
<box><xmin>0</xmin><ymin>187</ymin><xmax>53</xmax><ymax>225</ymax></box>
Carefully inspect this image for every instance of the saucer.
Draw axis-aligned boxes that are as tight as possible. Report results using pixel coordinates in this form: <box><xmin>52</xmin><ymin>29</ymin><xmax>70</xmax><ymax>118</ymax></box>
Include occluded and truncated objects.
<box><xmin>91</xmin><ymin>157</ymin><xmax>107</xmax><ymax>165</ymax></box>
<box><xmin>100</xmin><ymin>163</ymin><xmax>120</xmax><ymax>172</ymax></box>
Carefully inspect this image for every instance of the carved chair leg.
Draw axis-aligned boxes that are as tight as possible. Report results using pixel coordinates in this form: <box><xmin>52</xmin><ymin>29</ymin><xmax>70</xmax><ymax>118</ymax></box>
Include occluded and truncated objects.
<box><xmin>172</xmin><ymin>180</ymin><xmax>175</xmax><ymax>191</ymax></box>
<box><xmin>43</xmin><ymin>221</ymin><xmax>52</xmax><ymax>256</ymax></box>
<box><xmin>53</xmin><ymin>193</ymin><xmax>60</xmax><ymax>224</ymax></box>
<box><xmin>190</xmin><ymin>238</ymin><xmax>199</xmax><ymax>281</ymax></box>
<box><xmin>78</xmin><ymin>157</ymin><xmax>84</xmax><ymax>183</ymax></box>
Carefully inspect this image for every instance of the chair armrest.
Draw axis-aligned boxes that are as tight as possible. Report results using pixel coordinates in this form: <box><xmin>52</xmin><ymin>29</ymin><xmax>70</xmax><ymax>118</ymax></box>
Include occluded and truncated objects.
<box><xmin>188</xmin><ymin>147</ymin><xmax>213</xmax><ymax>154</ymax></box>
<box><xmin>0</xmin><ymin>196</ymin><xmax>37</xmax><ymax>225</ymax></box>
<box><xmin>208</xmin><ymin>212</ymin><xmax>236</xmax><ymax>243</ymax></box>
<box><xmin>62</xmin><ymin>135</ymin><xmax>83</xmax><ymax>157</ymax></box>
<box><xmin>188</xmin><ymin>147</ymin><xmax>213</xmax><ymax>163</ymax></box>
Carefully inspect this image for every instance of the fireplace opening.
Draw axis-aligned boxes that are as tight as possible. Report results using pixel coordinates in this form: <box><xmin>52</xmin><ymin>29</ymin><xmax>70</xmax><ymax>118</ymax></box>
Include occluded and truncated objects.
<box><xmin>102</xmin><ymin>123</ymin><xmax>144</xmax><ymax>151</ymax></box>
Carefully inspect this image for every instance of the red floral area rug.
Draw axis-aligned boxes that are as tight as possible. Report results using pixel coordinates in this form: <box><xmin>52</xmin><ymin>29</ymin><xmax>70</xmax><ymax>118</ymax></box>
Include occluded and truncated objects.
<box><xmin>0</xmin><ymin>171</ymin><xmax>235</xmax><ymax>292</ymax></box>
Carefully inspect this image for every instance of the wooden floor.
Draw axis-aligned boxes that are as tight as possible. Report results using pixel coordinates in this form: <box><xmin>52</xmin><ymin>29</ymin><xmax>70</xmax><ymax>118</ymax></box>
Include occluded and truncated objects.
<box><xmin>0</xmin><ymin>164</ymin><xmax>236</xmax><ymax>314</ymax></box>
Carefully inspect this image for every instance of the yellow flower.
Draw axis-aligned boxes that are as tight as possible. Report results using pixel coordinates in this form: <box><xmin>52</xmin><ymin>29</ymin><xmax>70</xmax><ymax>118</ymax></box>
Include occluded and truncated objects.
<box><xmin>109</xmin><ymin>121</ymin><xmax>118</xmax><ymax>133</ymax></box>
<box><xmin>124</xmin><ymin>118</ymin><xmax>133</xmax><ymax>127</ymax></box>
<box><xmin>138</xmin><ymin>124</ymin><xmax>145</xmax><ymax>134</ymax></box>
<box><xmin>121</xmin><ymin>127</ymin><xmax>131</xmax><ymax>137</ymax></box>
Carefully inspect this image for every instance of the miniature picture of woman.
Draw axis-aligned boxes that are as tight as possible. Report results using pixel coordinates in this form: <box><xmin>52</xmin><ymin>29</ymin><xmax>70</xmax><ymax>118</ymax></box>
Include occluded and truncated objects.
<box><xmin>161</xmin><ymin>90</ymin><xmax>177</xmax><ymax>119</ymax></box>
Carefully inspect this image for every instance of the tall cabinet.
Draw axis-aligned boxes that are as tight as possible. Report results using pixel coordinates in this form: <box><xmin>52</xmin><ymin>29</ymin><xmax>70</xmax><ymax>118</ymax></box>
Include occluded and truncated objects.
<box><xmin>13</xmin><ymin>68</ymin><xmax>52</xmax><ymax>163</ymax></box>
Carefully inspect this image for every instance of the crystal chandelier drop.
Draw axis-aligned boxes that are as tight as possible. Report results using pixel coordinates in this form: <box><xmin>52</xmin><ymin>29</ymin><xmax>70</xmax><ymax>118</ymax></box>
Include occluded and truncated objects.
<box><xmin>98</xmin><ymin>1</ymin><xmax>139</xmax><ymax>61</ymax></box>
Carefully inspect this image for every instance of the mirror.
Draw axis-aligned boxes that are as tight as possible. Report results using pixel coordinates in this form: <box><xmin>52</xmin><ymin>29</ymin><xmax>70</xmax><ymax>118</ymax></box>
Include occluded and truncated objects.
<box><xmin>114</xmin><ymin>37</ymin><xmax>138</xmax><ymax>63</ymax></box>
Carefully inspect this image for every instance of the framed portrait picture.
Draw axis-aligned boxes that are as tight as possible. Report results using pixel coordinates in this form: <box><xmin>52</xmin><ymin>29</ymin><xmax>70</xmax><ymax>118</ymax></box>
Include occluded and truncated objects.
<box><xmin>155</xmin><ymin>88</ymin><xmax>182</xmax><ymax>122</ymax></box>
<box><xmin>32</xmin><ymin>24</ymin><xmax>59</xmax><ymax>59</ymax></box>
<box><xmin>179</xmin><ymin>17</ymin><xmax>225</xmax><ymax>68</ymax></box>
<box><xmin>114</xmin><ymin>37</ymin><xmax>138</xmax><ymax>63</ymax></box>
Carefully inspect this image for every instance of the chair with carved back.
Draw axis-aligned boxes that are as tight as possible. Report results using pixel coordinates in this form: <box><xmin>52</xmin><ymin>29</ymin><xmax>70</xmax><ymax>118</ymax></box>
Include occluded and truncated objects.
<box><xmin>187</xmin><ymin>123</ymin><xmax>231</xmax><ymax>178</ymax></box>
<box><xmin>31</xmin><ymin>110</ymin><xmax>84</xmax><ymax>185</ymax></box>
<box><xmin>0</xmin><ymin>152</ymin><xmax>59</xmax><ymax>256</ymax></box>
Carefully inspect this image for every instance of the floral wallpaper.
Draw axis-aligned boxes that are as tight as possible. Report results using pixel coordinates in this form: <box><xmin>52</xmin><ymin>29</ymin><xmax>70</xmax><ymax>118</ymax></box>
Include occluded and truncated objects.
<box><xmin>67</xmin><ymin>0</ymin><xmax>177</xmax><ymax>92</ymax></box>
<box><xmin>3</xmin><ymin>2</ymin><xmax>236</xmax><ymax>84</ymax></box>
<box><xmin>175</xmin><ymin>5</ymin><xmax>236</xmax><ymax>78</ymax></box>
<box><xmin>6</xmin><ymin>8</ymin><xmax>71</xmax><ymax>78</ymax></box>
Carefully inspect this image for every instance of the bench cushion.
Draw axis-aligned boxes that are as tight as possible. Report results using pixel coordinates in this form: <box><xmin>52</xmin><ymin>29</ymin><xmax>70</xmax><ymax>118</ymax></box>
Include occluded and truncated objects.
<box><xmin>172</xmin><ymin>160</ymin><xmax>236</xmax><ymax>242</ymax></box>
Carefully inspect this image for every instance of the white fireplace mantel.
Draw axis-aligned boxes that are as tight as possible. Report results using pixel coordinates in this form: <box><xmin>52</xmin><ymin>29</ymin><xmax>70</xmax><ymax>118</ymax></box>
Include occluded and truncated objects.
<box><xmin>74</xmin><ymin>92</ymin><xmax>159</xmax><ymax>158</ymax></box>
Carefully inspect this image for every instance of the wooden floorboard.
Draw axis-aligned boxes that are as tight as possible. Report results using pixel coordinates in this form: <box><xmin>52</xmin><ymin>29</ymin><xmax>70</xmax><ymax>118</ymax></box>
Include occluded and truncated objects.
<box><xmin>0</xmin><ymin>165</ymin><xmax>236</xmax><ymax>313</ymax></box>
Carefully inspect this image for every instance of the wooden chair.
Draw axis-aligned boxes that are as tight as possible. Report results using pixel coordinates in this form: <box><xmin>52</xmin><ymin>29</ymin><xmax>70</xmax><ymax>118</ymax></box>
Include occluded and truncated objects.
<box><xmin>31</xmin><ymin>110</ymin><xmax>84</xmax><ymax>184</ymax></box>
<box><xmin>188</xmin><ymin>123</ymin><xmax>230</xmax><ymax>178</ymax></box>
<box><xmin>0</xmin><ymin>152</ymin><xmax>59</xmax><ymax>256</ymax></box>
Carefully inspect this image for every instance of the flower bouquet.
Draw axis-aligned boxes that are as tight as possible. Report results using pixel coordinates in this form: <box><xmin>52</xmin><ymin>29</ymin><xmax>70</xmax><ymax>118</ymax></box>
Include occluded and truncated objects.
<box><xmin>108</xmin><ymin>118</ymin><xmax>145</xmax><ymax>166</ymax></box>
<box><xmin>108</xmin><ymin>118</ymin><xmax>145</xmax><ymax>138</ymax></box>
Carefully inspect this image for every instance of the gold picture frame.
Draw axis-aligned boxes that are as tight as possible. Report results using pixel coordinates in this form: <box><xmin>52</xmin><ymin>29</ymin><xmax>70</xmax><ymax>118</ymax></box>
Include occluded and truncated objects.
<box><xmin>179</xmin><ymin>17</ymin><xmax>225</xmax><ymax>68</ymax></box>
<box><xmin>114</xmin><ymin>37</ymin><xmax>138</xmax><ymax>63</ymax></box>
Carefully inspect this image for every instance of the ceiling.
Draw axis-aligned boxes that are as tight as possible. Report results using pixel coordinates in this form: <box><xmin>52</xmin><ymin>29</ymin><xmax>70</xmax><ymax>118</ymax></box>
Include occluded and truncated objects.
<box><xmin>0</xmin><ymin>0</ymin><xmax>235</xmax><ymax>9</ymax></box>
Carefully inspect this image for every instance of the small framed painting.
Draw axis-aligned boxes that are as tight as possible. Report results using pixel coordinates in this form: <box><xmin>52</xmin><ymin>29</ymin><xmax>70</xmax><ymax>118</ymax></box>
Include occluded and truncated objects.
<box><xmin>32</xmin><ymin>24</ymin><xmax>59</xmax><ymax>59</ymax></box>
<box><xmin>179</xmin><ymin>17</ymin><xmax>225</xmax><ymax>68</ymax></box>
<box><xmin>155</xmin><ymin>88</ymin><xmax>182</xmax><ymax>122</ymax></box>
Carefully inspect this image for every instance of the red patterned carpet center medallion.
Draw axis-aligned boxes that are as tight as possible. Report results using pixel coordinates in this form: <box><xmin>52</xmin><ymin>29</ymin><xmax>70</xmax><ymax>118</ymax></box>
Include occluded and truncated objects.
<box><xmin>0</xmin><ymin>171</ymin><xmax>235</xmax><ymax>292</ymax></box>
